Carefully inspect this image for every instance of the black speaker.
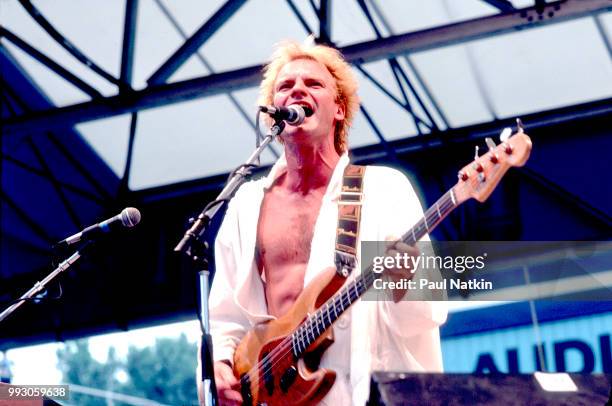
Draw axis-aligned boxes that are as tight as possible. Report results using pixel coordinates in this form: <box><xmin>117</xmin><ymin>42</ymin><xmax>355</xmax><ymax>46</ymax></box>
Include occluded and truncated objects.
<box><xmin>368</xmin><ymin>372</ymin><xmax>611</xmax><ymax>406</ymax></box>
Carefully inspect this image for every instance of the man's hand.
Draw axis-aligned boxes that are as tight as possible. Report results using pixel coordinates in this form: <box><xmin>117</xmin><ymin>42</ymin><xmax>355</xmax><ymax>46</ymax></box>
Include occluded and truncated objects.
<box><xmin>199</xmin><ymin>361</ymin><xmax>242</xmax><ymax>406</ymax></box>
<box><xmin>385</xmin><ymin>237</ymin><xmax>420</xmax><ymax>302</ymax></box>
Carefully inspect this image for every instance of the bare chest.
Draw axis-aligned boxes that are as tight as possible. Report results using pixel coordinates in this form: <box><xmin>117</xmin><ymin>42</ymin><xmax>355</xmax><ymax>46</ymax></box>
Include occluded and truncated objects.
<box><xmin>257</xmin><ymin>191</ymin><xmax>324</xmax><ymax>269</ymax></box>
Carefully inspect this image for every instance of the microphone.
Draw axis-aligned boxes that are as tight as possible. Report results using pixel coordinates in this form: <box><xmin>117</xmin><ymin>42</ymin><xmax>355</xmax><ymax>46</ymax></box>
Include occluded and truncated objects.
<box><xmin>55</xmin><ymin>207</ymin><xmax>141</xmax><ymax>248</ymax></box>
<box><xmin>259</xmin><ymin>105</ymin><xmax>313</xmax><ymax>125</ymax></box>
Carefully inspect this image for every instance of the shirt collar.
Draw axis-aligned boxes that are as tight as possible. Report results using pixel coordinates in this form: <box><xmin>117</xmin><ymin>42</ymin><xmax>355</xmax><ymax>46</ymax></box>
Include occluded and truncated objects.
<box><xmin>262</xmin><ymin>152</ymin><xmax>350</xmax><ymax>200</ymax></box>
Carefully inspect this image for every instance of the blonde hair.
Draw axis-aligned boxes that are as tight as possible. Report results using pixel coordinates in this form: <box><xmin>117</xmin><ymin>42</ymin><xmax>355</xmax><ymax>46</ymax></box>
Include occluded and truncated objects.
<box><xmin>258</xmin><ymin>41</ymin><xmax>360</xmax><ymax>154</ymax></box>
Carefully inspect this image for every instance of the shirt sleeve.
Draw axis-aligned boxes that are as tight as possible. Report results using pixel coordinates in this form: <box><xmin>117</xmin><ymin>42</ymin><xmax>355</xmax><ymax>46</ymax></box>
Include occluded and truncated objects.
<box><xmin>372</xmin><ymin>167</ymin><xmax>448</xmax><ymax>338</ymax></box>
<box><xmin>209</xmin><ymin>193</ymin><xmax>251</xmax><ymax>365</ymax></box>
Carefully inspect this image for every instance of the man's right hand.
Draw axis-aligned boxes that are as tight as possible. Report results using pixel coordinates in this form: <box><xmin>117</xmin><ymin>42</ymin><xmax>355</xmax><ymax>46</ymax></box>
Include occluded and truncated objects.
<box><xmin>214</xmin><ymin>360</ymin><xmax>243</xmax><ymax>406</ymax></box>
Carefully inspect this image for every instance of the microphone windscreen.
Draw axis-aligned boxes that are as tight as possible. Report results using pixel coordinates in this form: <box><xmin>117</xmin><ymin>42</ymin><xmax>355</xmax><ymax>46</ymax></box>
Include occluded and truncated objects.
<box><xmin>121</xmin><ymin>207</ymin><xmax>141</xmax><ymax>228</ymax></box>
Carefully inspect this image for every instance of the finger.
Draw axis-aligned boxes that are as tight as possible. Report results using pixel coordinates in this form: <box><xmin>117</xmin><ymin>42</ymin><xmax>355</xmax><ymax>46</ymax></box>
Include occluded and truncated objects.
<box><xmin>217</xmin><ymin>365</ymin><xmax>239</xmax><ymax>386</ymax></box>
<box><xmin>222</xmin><ymin>388</ymin><xmax>243</xmax><ymax>403</ymax></box>
<box><xmin>394</xmin><ymin>241</ymin><xmax>419</xmax><ymax>256</ymax></box>
<box><xmin>221</xmin><ymin>371</ymin><xmax>239</xmax><ymax>387</ymax></box>
<box><xmin>219</xmin><ymin>396</ymin><xmax>242</xmax><ymax>406</ymax></box>
<box><xmin>385</xmin><ymin>236</ymin><xmax>399</xmax><ymax>250</ymax></box>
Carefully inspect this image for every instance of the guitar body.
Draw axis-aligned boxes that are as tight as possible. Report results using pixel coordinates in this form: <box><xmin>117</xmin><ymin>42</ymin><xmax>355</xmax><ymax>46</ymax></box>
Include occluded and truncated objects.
<box><xmin>234</xmin><ymin>267</ymin><xmax>347</xmax><ymax>406</ymax></box>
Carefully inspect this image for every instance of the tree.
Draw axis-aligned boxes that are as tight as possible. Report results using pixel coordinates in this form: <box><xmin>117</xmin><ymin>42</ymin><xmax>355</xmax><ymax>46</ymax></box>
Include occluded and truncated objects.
<box><xmin>122</xmin><ymin>334</ymin><xmax>198</xmax><ymax>405</ymax></box>
<box><xmin>56</xmin><ymin>339</ymin><xmax>122</xmax><ymax>405</ymax></box>
<box><xmin>56</xmin><ymin>334</ymin><xmax>198</xmax><ymax>405</ymax></box>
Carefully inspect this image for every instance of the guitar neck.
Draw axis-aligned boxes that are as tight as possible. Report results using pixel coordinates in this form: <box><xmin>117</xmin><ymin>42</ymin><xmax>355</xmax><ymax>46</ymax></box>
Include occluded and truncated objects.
<box><xmin>290</xmin><ymin>189</ymin><xmax>458</xmax><ymax>358</ymax></box>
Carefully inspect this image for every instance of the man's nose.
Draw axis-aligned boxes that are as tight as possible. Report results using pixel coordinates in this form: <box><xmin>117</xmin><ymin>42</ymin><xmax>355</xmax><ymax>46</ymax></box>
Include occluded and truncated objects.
<box><xmin>290</xmin><ymin>79</ymin><xmax>307</xmax><ymax>97</ymax></box>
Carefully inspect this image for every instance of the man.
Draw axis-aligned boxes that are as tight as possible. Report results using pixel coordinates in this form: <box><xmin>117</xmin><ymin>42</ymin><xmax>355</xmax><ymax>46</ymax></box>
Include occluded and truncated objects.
<box><xmin>200</xmin><ymin>41</ymin><xmax>447</xmax><ymax>405</ymax></box>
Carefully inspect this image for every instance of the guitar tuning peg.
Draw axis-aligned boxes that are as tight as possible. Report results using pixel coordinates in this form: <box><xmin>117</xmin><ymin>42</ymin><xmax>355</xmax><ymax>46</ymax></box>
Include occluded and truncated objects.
<box><xmin>516</xmin><ymin>118</ymin><xmax>524</xmax><ymax>132</ymax></box>
<box><xmin>485</xmin><ymin>138</ymin><xmax>496</xmax><ymax>150</ymax></box>
<box><xmin>486</xmin><ymin>138</ymin><xmax>499</xmax><ymax>163</ymax></box>
<box><xmin>472</xmin><ymin>146</ymin><xmax>484</xmax><ymax>172</ymax></box>
<box><xmin>500</xmin><ymin>127</ymin><xmax>512</xmax><ymax>143</ymax></box>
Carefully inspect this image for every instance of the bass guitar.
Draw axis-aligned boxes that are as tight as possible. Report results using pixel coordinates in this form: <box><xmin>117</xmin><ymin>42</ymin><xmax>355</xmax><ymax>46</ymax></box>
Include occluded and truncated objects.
<box><xmin>233</xmin><ymin>122</ymin><xmax>532</xmax><ymax>406</ymax></box>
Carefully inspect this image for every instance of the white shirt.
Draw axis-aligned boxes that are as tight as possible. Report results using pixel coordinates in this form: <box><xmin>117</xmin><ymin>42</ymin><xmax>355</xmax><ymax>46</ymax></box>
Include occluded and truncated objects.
<box><xmin>210</xmin><ymin>153</ymin><xmax>447</xmax><ymax>405</ymax></box>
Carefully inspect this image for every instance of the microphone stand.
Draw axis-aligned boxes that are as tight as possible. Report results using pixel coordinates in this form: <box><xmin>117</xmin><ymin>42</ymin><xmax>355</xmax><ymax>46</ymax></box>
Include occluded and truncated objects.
<box><xmin>0</xmin><ymin>242</ymin><xmax>91</xmax><ymax>323</ymax></box>
<box><xmin>175</xmin><ymin>119</ymin><xmax>285</xmax><ymax>406</ymax></box>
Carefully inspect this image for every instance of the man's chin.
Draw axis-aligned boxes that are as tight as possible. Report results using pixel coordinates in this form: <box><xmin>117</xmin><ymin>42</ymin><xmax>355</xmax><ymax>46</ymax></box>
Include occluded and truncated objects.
<box><xmin>281</xmin><ymin>126</ymin><xmax>309</xmax><ymax>138</ymax></box>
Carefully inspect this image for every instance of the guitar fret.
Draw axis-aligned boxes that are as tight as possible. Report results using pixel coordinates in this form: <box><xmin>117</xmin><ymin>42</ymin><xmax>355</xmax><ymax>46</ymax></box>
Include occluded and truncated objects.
<box><xmin>296</xmin><ymin>328</ymin><xmax>301</xmax><ymax>352</ymax></box>
<box><xmin>300</xmin><ymin>330</ymin><xmax>306</xmax><ymax>353</ymax></box>
<box><xmin>292</xmin><ymin>334</ymin><xmax>298</xmax><ymax>357</ymax></box>
<box><xmin>300</xmin><ymin>327</ymin><xmax>307</xmax><ymax>352</ymax></box>
<box><xmin>315</xmin><ymin>315</ymin><xmax>321</xmax><ymax>335</ymax></box>
<box><xmin>304</xmin><ymin>317</ymin><xmax>311</xmax><ymax>345</ymax></box>
<box><xmin>344</xmin><ymin>287</ymin><xmax>352</xmax><ymax>306</ymax></box>
<box><xmin>338</xmin><ymin>293</ymin><xmax>346</xmax><ymax>311</ymax></box>
<box><xmin>308</xmin><ymin>315</ymin><xmax>315</xmax><ymax>342</ymax></box>
<box><xmin>310</xmin><ymin>317</ymin><xmax>315</xmax><ymax>337</ymax></box>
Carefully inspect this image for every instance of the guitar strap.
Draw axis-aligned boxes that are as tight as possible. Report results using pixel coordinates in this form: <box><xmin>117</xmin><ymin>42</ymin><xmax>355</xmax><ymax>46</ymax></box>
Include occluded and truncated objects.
<box><xmin>334</xmin><ymin>164</ymin><xmax>365</xmax><ymax>278</ymax></box>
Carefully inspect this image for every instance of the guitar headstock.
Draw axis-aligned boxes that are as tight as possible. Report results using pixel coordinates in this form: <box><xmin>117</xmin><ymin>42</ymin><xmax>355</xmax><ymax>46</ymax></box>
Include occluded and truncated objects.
<box><xmin>453</xmin><ymin>120</ymin><xmax>532</xmax><ymax>204</ymax></box>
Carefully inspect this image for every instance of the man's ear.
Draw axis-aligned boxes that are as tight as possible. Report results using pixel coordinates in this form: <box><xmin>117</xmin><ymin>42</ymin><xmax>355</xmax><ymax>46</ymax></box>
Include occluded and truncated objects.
<box><xmin>334</xmin><ymin>103</ymin><xmax>346</xmax><ymax>121</ymax></box>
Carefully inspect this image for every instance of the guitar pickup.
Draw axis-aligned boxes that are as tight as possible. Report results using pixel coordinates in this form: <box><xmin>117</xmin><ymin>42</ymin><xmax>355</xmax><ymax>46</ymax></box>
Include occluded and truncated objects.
<box><xmin>240</xmin><ymin>374</ymin><xmax>253</xmax><ymax>406</ymax></box>
<box><xmin>280</xmin><ymin>365</ymin><xmax>298</xmax><ymax>393</ymax></box>
<box><xmin>262</xmin><ymin>352</ymin><xmax>274</xmax><ymax>396</ymax></box>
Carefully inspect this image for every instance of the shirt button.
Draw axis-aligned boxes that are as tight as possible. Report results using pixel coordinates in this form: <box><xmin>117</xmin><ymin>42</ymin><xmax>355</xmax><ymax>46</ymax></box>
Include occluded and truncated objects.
<box><xmin>336</xmin><ymin>315</ymin><xmax>350</xmax><ymax>329</ymax></box>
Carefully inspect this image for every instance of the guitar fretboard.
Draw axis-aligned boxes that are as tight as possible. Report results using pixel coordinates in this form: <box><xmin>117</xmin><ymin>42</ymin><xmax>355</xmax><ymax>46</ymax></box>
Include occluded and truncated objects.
<box><xmin>290</xmin><ymin>189</ymin><xmax>457</xmax><ymax>357</ymax></box>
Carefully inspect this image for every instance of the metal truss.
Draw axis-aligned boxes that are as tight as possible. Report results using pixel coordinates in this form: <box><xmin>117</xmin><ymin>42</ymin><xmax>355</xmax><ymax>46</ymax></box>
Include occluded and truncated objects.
<box><xmin>0</xmin><ymin>27</ymin><xmax>102</xmax><ymax>98</ymax></box>
<box><xmin>0</xmin><ymin>48</ymin><xmax>114</xmax><ymax>249</ymax></box>
<box><xmin>151</xmin><ymin>0</ymin><xmax>280</xmax><ymax>159</ymax></box>
<box><xmin>118</xmin><ymin>0</ymin><xmax>139</xmax><ymax>195</ymax></box>
<box><xmin>17</xmin><ymin>0</ymin><xmax>122</xmax><ymax>88</ymax></box>
<box><xmin>3</xmin><ymin>0</ymin><xmax>610</xmax><ymax>137</ymax></box>
<box><xmin>480</xmin><ymin>0</ymin><xmax>515</xmax><ymax>12</ymax></box>
<box><xmin>147</xmin><ymin>0</ymin><xmax>247</xmax><ymax>85</ymax></box>
<box><xmin>1</xmin><ymin>0</ymin><xmax>611</xmax><ymax>244</ymax></box>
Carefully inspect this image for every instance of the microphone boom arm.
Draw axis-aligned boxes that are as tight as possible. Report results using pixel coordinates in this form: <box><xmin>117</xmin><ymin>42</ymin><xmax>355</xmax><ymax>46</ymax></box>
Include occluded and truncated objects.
<box><xmin>0</xmin><ymin>243</ymin><xmax>89</xmax><ymax>323</ymax></box>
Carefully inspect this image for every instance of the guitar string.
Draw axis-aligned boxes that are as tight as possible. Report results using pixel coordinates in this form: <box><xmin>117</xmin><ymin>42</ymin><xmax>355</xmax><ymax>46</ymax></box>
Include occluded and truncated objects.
<box><xmin>239</xmin><ymin>191</ymin><xmax>457</xmax><ymax>392</ymax></box>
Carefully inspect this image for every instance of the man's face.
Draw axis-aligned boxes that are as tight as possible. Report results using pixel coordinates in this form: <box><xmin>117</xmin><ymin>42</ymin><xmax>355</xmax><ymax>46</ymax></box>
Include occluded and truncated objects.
<box><xmin>272</xmin><ymin>58</ymin><xmax>345</xmax><ymax>143</ymax></box>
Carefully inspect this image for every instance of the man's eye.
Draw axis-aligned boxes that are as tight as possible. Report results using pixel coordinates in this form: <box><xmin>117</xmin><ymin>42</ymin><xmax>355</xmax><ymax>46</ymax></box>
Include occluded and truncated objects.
<box><xmin>278</xmin><ymin>83</ymin><xmax>291</xmax><ymax>90</ymax></box>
